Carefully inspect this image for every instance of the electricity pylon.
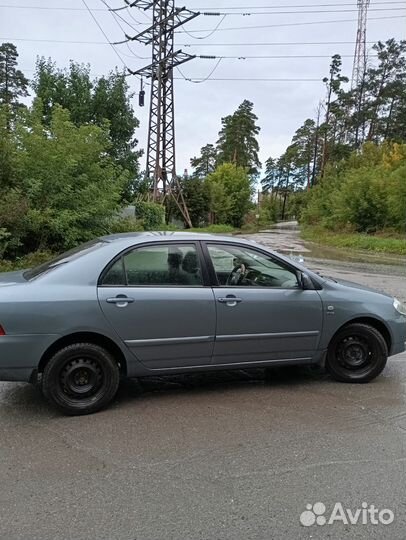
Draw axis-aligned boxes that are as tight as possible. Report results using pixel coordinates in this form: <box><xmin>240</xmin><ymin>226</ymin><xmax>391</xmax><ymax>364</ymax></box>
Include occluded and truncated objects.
<box><xmin>125</xmin><ymin>0</ymin><xmax>199</xmax><ymax>227</ymax></box>
<box><xmin>352</xmin><ymin>0</ymin><xmax>370</xmax><ymax>88</ymax></box>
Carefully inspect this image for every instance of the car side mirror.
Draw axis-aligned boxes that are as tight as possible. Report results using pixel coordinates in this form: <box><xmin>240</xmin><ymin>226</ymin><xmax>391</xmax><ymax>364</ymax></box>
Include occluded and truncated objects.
<box><xmin>298</xmin><ymin>272</ymin><xmax>314</xmax><ymax>290</ymax></box>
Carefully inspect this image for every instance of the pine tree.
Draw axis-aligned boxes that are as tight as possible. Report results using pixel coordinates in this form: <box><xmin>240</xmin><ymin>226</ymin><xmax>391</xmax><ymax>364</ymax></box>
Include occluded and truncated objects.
<box><xmin>216</xmin><ymin>100</ymin><xmax>261</xmax><ymax>176</ymax></box>
<box><xmin>190</xmin><ymin>144</ymin><xmax>217</xmax><ymax>178</ymax></box>
<box><xmin>0</xmin><ymin>42</ymin><xmax>29</xmax><ymax>126</ymax></box>
<box><xmin>320</xmin><ymin>55</ymin><xmax>349</xmax><ymax>177</ymax></box>
<box><xmin>365</xmin><ymin>39</ymin><xmax>406</xmax><ymax>142</ymax></box>
<box><xmin>262</xmin><ymin>157</ymin><xmax>278</xmax><ymax>194</ymax></box>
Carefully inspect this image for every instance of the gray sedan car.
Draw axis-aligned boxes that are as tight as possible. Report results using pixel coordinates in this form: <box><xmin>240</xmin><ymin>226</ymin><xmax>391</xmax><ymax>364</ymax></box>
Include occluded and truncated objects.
<box><xmin>0</xmin><ymin>232</ymin><xmax>405</xmax><ymax>415</ymax></box>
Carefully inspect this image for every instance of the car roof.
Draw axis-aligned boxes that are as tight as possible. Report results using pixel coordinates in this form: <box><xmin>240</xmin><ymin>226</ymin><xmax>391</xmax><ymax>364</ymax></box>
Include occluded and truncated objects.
<box><xmin>99</xmin><ymin>231</ymin><xmax>250</xmax><ymax>245</ymax></box>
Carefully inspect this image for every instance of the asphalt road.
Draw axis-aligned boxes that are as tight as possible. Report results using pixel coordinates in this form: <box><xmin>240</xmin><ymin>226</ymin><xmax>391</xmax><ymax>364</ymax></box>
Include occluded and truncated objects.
<box><xmin>1</xmin><ymin>230</ymin><xmax>405</xmax><ymax>540</ymax></box>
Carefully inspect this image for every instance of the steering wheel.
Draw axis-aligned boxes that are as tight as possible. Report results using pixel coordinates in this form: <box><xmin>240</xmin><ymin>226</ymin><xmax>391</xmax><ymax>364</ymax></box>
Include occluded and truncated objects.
<box><xmin>226</xmin><ymin>264</ymin><xmax>247</xmax><ymax>286</ymax></box>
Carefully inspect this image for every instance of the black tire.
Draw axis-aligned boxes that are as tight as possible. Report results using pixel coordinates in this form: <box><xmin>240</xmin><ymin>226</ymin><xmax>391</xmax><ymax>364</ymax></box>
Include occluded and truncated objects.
<box><xmin>42</xmin><ymin>343</ymin><xmax>120</xmax><ymax>415</ymax></box>
<box><xmin>326</xmin><ymin>323</ymin><xmax>388</xmax><ymax>383</ymax></box>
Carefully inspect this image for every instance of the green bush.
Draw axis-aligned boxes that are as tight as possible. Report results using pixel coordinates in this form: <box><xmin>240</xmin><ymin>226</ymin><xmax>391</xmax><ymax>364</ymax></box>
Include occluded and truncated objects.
<box><xmin>0</xmin><ymin>250</ymin><xmax>55</xmax><ymax>272</ymax></box>
<box><xmin>133</xmin><ymin>201</ymin><xmax>165</xmax><ymax>230</ymax></box>
<box><xmin>301</xmin><ymin>143</ymin><xmax>406</xmax><ymax>234</ymax></box>
<box><xmin>206</xmin><ymin>163</ymin><xmax>252</xmax><ymax>228</ymax></box>
<box><xmin>109</xmin><ymin>217</ymin><xmax>144</xmax><ymax>234</ymax></box>
<box><xmin>258</xmin><ymin>197</ymin><xmax>278</xmax><ymax>227</ymax></box>
<box><xmin>0</xmin><ymin>105</ymin><xmax>129</xmax><ymax>257</ymax></box>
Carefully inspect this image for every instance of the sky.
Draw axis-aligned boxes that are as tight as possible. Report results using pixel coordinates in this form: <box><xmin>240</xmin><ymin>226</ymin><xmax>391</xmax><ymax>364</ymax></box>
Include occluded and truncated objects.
<box><xmin>1</xmin><ymin>0</ymin><xmax>405</xmax><ymax>176</ymax></box>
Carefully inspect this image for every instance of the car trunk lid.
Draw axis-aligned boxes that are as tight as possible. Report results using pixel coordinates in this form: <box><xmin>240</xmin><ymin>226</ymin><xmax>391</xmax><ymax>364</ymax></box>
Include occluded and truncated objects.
<box><xmin>0</xmin><ymin>270</ymin><xmax>27</xmax><ymax>286</ymax></box>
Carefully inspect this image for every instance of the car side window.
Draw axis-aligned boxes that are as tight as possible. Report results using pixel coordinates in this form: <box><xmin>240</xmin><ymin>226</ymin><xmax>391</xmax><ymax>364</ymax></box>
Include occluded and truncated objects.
<box><xmin>207</xmin><ymin>244</ymin><xmax>299</xmax><ymax>289</ymax></box>
<box><xmin>102</xmin><ymin>244</ymin><xmax>203</xmax><ymax>287</ymax></box>
<box><xmin>102</xmin><ymin>258</ymin><xmax>126</xmax><ymax>286</ymax></box>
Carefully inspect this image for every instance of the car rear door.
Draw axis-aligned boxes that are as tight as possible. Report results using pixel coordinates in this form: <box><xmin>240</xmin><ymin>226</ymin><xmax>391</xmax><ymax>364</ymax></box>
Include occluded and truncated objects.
<box><xmin>204</xmin><ymin>242</ymin><xmax>323</xmax><ymax>366</ymax></box>
<box><xmin>97</xmin><ymin>242</ymin><xmax>216</xmax><ymax>370</ymax></box>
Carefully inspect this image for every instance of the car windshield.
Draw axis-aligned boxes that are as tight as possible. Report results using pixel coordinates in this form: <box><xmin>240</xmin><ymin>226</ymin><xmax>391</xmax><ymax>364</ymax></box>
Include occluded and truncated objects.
<box><xmin>23</xmin><ymin>239</ymin><xmax>106</xmax><ymax>280</ymax></box>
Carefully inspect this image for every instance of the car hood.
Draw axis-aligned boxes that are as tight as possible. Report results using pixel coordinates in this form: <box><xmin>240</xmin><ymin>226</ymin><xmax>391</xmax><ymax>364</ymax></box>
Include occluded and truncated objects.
<box><xmin>329</xmin><ymin>277</ymin><xmax>392</xmax><ymax>298</ymax></box>
<box><xmin>0</xmin><ymin>270</ymin><xmax>27</xmax><ymax>286</ymax></box>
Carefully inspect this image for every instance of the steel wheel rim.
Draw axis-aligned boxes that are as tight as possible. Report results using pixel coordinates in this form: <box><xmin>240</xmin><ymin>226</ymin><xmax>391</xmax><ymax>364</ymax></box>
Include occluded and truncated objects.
<box><xmin>60</xmin><ymin>358</ymin><xmax>103</xmax><ymax>399</ymax></box>
<box><xmin>337</xmin><ymin>335</ymin><xmax>372</xmax><ymax>371</ymax></box>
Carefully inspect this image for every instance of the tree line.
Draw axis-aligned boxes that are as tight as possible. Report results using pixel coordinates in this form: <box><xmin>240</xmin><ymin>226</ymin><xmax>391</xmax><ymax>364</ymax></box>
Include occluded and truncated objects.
<box><xmin>0</xmin><ymin>42</ymin><xmax>264</xmax><ymax>261</ymax></box>
<box><xmin>1</xmin><ymin>38</ymin><xmax>404</xmax><ymax>264</ymax></box>
<box><xmin>261</xmin><ymin>39</ymin><xmax>406</xmax><ymax>233</ymax></box>
<box><xmin>0</xmin><ymin>42</ymin><xmax>146</xmax><ymax>259</ymax></box>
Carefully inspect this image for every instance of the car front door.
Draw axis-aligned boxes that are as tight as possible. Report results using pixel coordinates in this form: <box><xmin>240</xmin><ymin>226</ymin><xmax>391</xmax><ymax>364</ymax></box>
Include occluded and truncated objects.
<box><xmin>97</xmin><ymin>242</ymin><xmax>216</xmax><ymax>370</ymax></box>
<box><xmin>204</xmin><ymin>243</ymin><xmax>323</xmax><ymax>366</ymax></box>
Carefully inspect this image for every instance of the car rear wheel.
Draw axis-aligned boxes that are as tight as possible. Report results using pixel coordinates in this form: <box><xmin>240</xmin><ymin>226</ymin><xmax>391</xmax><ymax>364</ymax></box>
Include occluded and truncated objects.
<box><xmin>326</xmin><ymin>323</ymin><xmax>388</xmax><ymax>383</ymax></box>
<box><xmin>42</xmin><ymin>343</ymin><xmax>120</xmax><ymax>415</ymax></box>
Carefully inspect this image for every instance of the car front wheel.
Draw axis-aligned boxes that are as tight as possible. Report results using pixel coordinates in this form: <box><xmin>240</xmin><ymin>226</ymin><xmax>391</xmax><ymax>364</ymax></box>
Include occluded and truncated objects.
<box><xmin>42</xmin><ymin>343</ymin><xmax>120</xmax><ymax>415</ymax></box>
<box><xmin>326</xmin><ymin>323</ymin><xmax>388</xmax><ymax>383</ymax></box>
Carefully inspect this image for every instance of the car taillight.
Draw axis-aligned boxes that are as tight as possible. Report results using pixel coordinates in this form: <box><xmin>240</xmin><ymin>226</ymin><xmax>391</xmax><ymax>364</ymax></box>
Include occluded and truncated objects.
<box><xmin>0</xmin><ymin>325</ymin><xmax>6</xmax><ymax>336</ymax></box>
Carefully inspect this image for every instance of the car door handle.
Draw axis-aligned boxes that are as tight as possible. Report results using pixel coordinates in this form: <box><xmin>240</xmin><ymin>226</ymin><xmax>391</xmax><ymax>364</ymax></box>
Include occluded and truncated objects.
<box><xmin>217</xmin><ymin>296</ymin><xmax>243</xmax><ymax>306</ymax></box>
<box><xmin>106</xmin><ymin>296</ymin><xmax>135</xmax><ymax>307</ymax></box>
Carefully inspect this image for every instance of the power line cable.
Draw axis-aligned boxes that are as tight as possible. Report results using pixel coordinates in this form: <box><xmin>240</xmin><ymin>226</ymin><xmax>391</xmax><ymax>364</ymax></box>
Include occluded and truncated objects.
<box><xmin>81</xmin><ymin>0</ymin><xmax>149</xmax><ymax>85</ymax></box>
<box><xmin>1</xmin><ymin>2</ymin><xmax>404</xmax><ymax>11</ymax></box>
<box><xmin>196</xmin><ymin>53</ymin><xmax>376</xmax><ymax>58</ymax></box>
<box><xmin>0</xmin><ymin>37</ymin><xmax>369</xmax><ymax>46</ymax></box>
<box><xmin>181</xmin><ymin>14</ymin><xmax>227</xmax><ymax>40</ymax></box>
<box><xmin>176</xmin><ymin>15</ymin><xmax>406</xmax><ymax>33</ymax></box>
<box><xmin>174</xmin><ymin>76</ymin><xmax>324</xmax><ymax>81</ymax></box>
<box><xmin>197</xmin><ymin>7</ymin><xmax>406</xmax><ymax>15</ymax></box>
<box><xmin>177</xmin><ymin>57</ymin><xmax>223</xmax><ymax>83</ymax></box>
<box><xmin>194</xmin><ymin>1</ymin><xmax>405</xmax><ymax>9</ymax></box>
<box><xmin>126</xmin><ymin>3</ymin><xmax>151</xmax><ymax>23</ymax></box>
<box><xmin>100</xmin><ymin>1</ymin><xmax>140</xmax><ymax>31</ymax></box>
<box><xmin>179</xmin><ymin>41</ymin><xmax>375</xmax><ymax>47</ymax></box>
<box><xmin>99</xmin><ymin>0</ymin><xmax>149</xmax><ymax>59</ymax></box>
<box><xmin>81</xmin><ymin>0</ymin><xmax>130</xmax><ymax>68</ymax></box>
<box><xmin>100</xmin><ymin>0</ymin><xmax>145</xmax><ymax>26</ymax></box>
<box><xmin>3</xmin><ymin>12</ymin><xmax>403</xmax><ymax>47</ymax></box>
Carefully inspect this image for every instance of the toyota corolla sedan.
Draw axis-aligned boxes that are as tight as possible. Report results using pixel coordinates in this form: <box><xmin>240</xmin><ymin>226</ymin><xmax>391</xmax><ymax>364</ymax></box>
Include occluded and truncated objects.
<box><xmin>0</xmin><ymin>232</ymin><xmax>405</xmax><ymax>415</ymax></box>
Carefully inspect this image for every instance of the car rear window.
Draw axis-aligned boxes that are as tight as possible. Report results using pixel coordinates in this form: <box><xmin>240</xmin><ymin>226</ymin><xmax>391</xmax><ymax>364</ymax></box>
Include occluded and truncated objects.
<box><xmin>23</xmin><ymin>240</ymin><xmax>106</xmax><ymax>280</ymax></box>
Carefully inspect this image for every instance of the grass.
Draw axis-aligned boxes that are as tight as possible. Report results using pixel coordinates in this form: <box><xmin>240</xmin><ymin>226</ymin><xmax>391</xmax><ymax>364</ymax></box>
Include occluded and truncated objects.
<box><xmin>189</xmin><ymin>224</ymin><xmax>236</xmax><ymax>234</ymax></box>
<box><xmin>301</xmin><ymin>226</ymin><xmax>406</xmax><ymax>256</ymax></box>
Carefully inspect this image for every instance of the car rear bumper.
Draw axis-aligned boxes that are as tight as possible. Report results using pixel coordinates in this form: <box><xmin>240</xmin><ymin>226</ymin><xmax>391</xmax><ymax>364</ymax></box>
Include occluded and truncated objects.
<box><xmin>0</xmin><ymin>367</ymin><xmax>35</xmax><ymax>382</ymax></box>
<box><xmin>0</xmin><ymin>334</ymin><xmax>59</xmax><ymax>382</ymax></box>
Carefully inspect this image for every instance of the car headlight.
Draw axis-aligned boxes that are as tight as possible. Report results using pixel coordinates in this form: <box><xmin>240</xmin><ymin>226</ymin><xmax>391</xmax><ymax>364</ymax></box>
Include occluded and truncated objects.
<box><xmin>393</xmin><ymin>298</ymin><xmax>406</xmax><ymax>316</ymax></box>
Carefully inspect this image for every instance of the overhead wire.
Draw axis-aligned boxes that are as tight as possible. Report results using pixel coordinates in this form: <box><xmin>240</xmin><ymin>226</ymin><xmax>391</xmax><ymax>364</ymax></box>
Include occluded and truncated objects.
<box><xmin>179</xmin><ymin>41</ymin><xmax>375</xmax><ymax>47</ymax></box>
<box><xmin>193</xmin><ymin>1</ymin><xmax>405</xmax><ymax>9</ymax></box>
<box><xmin>175</xmin><ymin>15</ymin><xmax>406</xmax><ymax>34</ymax></box>
<box><xmin>193</xmin><ymin>7</ymin><xmax>406</xmax><ymax>16</ymax></box>
<box><xmin>181</xmin><ymin>14</ymin><xmax>227</xmax><ymax>40</ymax></box>
<box><xmin>197</xmin><ymin>53</ymin><xmax>376</xmax><ymax>59</ymax></box>
<box><xmin>100</xmin><ymin>1</ymin><xmax>140</xmax><ymax>32</ymax></box>
<box><xmin>81</xmin><ymin>0</ymin><xmax>130</xmax><ymax>70</ymax></box>
<box><xmin>1</xmin><ymin>2</ymin><xmax>404</xmax><ymax>11</ymax></box>
<box><xmin>99</xmin><ymin>0</ymin><xmax>150</xmax><ymax>60</ymax></box>
<box><xmin>80</xmin><ymin>0</ymin><xmax>150</xmax><ymax>87</ymax></box>
<box><xmin>176</xmin><ymin>57</ymin><xmax>223</xmax><ymax>83</ymax></box>
<box><xmin>174</xmin><ymin>76</ymin><xmax>323</xmax><ymax>82</ymax></box>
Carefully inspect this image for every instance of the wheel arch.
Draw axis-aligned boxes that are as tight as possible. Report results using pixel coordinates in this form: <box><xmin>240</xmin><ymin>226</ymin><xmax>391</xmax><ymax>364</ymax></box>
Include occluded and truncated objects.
<box><xmin>330</xmin><ymin>317</ymin><xmax>391</xmax><ymax>353</ymax></box>
<box><xmin>38</xmin><ymin>332</ymin><xmax>127</xmax><ymax>377</ymax></box>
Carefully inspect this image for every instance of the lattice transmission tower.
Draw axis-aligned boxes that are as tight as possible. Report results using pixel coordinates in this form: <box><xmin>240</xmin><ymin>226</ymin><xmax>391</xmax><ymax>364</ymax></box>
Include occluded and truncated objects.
<box><xmin>124</xmin><ymin>0</ymin><xmax>199</xmax><ymax>227</ymax></box>
<box><xmin>352</xmin><ymin>0</ymin><xmax>370</xmax><ymax>88</ymax></box>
